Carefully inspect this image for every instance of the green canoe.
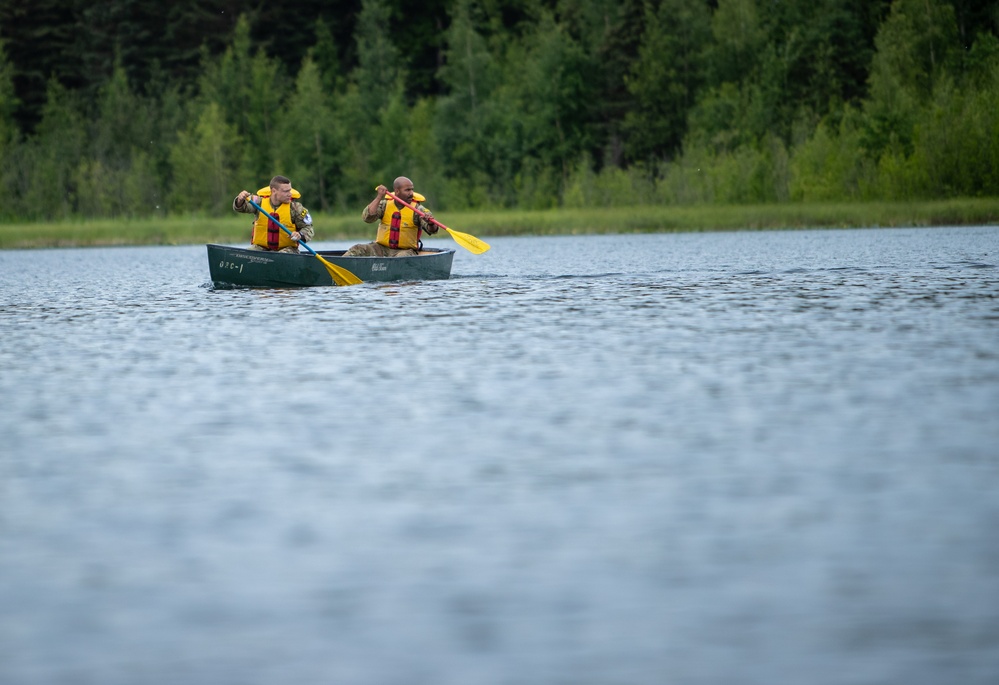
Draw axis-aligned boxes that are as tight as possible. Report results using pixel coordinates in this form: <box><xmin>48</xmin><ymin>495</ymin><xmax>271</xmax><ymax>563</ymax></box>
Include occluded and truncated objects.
<box><xmin>207</xmin><ymin>243</ymin><xmax>455</xmax><ymax>288</ymax></box>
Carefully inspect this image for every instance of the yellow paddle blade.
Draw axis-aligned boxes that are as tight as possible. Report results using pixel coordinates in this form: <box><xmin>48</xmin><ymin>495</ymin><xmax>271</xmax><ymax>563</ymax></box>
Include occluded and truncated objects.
<box><xmin>443</xmin><ymin>227</ymin><xmax>490</xmax><ymax>254</ymax></box>
<box><xmin>317</xmin><ymin>254</ymin><xmax>363</xmax><ymax>286</ymax></box>
<box><xmin>380</xmin><ymin>189</ymin><xmax>489</xmax><ymax>254</ymax></box>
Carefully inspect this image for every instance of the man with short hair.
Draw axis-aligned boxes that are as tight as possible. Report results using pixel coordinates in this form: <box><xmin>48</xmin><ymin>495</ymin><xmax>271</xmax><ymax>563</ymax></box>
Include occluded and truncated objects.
<box><xmin>234</xmin><ymin>175</ymin><xmax>315</xmax><ymax>253</ymax></box>
<box><xmin>344</xmin><ymin>176</ymin><xmax>438</xmax><ymax>257</ymax></box>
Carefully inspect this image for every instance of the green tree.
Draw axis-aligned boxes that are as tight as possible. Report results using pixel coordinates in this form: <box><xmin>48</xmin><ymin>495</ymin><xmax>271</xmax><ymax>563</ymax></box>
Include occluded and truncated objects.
<box><xmin>401</xmin><ymin>97</ymin><xmax>443</xmax><ymax>202</ymax></box>
<box><xmin>17</xmin><ymin>79</ymin><xmax>87</xmax><ymax>219</ymax></box>
<box><xmin>896</xmin><ymin>52</ymin><xmax>999</xmax><ymax>198</ymax></box>
<box><xmin>0</xmin><ymin>0</ymin><xmax>82</xmax><ymax>132</ymax></box>
<box><xmin>284</xmin><ymin>57</ymin><xmax>337</xmax><ymax>212</ymax></box>
<box><xmin>93</xmin><ymin>63</ymin><xmax>155</xmax><ymax>170</ymax></box>
<box><xmin>168</xmin><ymin>102</ymin><xmax>243</xmax><ymax>214</ymax></box>
<box><xmin>862</xmin><ymin>0</ymin><xmax>959</xmax><ymax>158</ymax></box>
<box><xmin>0</xmin><ymin>39</ymin><xmax>18</xmax><ymax>161</ymax></box>
<box><xmin>73</xmin><ymin>63</ymin><xmax>162</xmax><ymax>217</ymax></box>
<box><xmin>508</xmin><ymin>11</ymin><xmax>596</xmax><ymax>205</ymax></box>
<box><xmin>553</xmin><ymin>0</ymin><xmax>645</xmax><ymax>168</ymax></box>
<box><xmin>756</xmin><ymin>0</ymin><xmax>887</xmax><ymax>134</ymax></box>
<box><xmin>623</xmin><ymin>0</ymin><xmax>712</xmax><ymax>163</ymax></box>
<box><xmin>198</xmin><ymin>16</ymin><xmax>285</xmax><ymax>183</ymax></box>
<box><xmin>312</xmin><ymin>20</ymin><xmax>348</xmax><ymax>97</ymax></box>
<box><xmin>690</xmin><ymin>0</ymin><xmax>890</xmax><ymax>153</ymax></box>
<box><xmin>353</xmin><ymin>0</ymin><xmax>404</xmax><ymax>113</ymax></box>
<box><xmin>331</xmin><ymin>0</ymin><xmax>417</xmax><ymax>207</ymax></box>
<box><xmin>330</xmin><ymin>85</ymin><xmax>371</xmax><ymax>208</ymax></box>
<box><xmin>950</xmin><ymin>0</ymin><xmax>999</xmax><ymax>49</ymax></box>
<box><xmin>705</xmin><ymin>0</ymin><xmax>765</xmax><ymax>87</ymax></box>
<box><xmin>434</xmin><ymin>0</ymin><xmax>508</xmax><ymax>206</ymax></box>
<box><xmin>789</xmin><ymin>107</ymin><xmax>871</xmax><ymax>201</ymax></box>
<box><xmin>437</xmin><ymin>0</ymin><xmax>496</xmax><ymax>119</ymax></box>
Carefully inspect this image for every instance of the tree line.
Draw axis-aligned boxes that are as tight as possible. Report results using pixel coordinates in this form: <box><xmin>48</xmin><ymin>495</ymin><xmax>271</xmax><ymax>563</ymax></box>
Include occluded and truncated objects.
<box><xmin>0</xmin><ymin>0</ymin><xmax>996</xmax><ymax>221</ymax></box>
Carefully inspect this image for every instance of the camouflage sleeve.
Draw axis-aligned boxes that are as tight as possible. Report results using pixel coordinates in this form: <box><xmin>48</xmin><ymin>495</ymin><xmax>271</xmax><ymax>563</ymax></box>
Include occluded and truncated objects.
<box><xmin>291</xmin><ymin>202</ymin><xmax>315</xmax><ymax>242</ymax></box>
<box><xmin>416</xmin><ymin>205</ymin><xmax>438</xmax><ymax>234</ymax></box>
<box><xmin>233</xmin><ymin>195</ymin><xmax>256</xmax><ymax>215</ymax></box>
<box><xmin>362</xmin><ymin>198</ymin><xmax>387</xmax><ymax>224</ymax></box>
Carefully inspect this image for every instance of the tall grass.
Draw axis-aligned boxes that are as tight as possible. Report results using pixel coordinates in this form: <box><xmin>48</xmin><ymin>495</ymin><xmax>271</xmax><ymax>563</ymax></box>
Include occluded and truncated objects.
<box><xmin>448</xmin><ymin>200</ymin><xmax>999</xmax><ymax>235</ymax></box>
<box><xmin>1</xmin><ymin>214</ymin><xmax>371</xmax><ymax>250</ymax></box>
<box><xmin>2</xmin><ymin>199</ymin><xmax>997</xmax><ymax>250</ymax></box>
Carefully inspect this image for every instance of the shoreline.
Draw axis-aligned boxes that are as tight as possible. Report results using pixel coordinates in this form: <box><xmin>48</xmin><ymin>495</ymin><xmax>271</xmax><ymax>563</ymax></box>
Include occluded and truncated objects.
<box><xmin>3</xmin><ymin>199</ymin><xmax>998</xmax><ymax>250</ymax></box>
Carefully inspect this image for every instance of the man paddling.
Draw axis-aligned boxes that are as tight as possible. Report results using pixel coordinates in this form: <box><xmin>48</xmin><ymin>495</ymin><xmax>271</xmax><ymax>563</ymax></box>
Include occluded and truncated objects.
<box><xmin>344</xmin><ymin>176</ymin><xmax>438</xmax><ymax>257</ymax></box>
<box><xmin>234</xmin><ymin>175</ymin><xmax>315</xmax><ymax>253</ymax></box>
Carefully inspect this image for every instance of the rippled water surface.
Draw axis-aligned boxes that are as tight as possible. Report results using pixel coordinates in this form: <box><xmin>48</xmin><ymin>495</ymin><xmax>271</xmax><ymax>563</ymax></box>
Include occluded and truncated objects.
<box><xmin>2</xmin><ymin>227</ymin><xmax>998</xmax><ymax>684</ymax></box>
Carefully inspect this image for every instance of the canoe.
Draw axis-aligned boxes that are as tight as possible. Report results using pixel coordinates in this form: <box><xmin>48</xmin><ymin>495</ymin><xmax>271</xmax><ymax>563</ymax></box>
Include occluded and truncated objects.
<box><xmin>207</xmin><ymin>243</ymin><xmax>455</xmax><ymax>288</ymax></box>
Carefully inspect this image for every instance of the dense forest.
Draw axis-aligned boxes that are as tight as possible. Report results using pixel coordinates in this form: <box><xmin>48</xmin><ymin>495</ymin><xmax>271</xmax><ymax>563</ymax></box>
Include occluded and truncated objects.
<box><xmin>0</xmin><ymin>0</ymin><xmax>996</xmax><ymax>220</ymax></box>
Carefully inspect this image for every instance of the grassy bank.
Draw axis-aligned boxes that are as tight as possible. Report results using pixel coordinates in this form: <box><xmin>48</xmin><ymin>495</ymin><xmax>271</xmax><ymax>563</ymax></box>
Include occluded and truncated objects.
<box><xmin>3</xmin><ymin>199</ymin><xmax>998</xmax><ymax>250</ymax></box>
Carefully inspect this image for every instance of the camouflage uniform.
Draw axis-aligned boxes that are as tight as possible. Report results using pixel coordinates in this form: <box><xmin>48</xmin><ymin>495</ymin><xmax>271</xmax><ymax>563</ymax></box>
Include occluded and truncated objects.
<box><xmin>344</xmin><ymin>198</ymin><xmax>437</xmax><ymax>257</ymax></box>
<box><xmin>233</xmin><ymin>194</ymin><xmax>315</xmax><ymax>253</ymax></box>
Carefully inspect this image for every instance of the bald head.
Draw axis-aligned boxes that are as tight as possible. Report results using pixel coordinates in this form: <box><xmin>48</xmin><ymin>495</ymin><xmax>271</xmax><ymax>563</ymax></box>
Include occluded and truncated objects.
<box><xmin>392</xmin><ymin>177</ymin><xmax>415</xmax><ymax>203</ymax></box>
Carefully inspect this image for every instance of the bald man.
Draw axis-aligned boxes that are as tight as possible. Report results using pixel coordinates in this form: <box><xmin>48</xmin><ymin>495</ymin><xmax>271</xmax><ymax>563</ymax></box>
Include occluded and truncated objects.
<box><xmin>344</xmin><ymin>176</ymin><xmax>438</xmax><ymax>257</ymax></box>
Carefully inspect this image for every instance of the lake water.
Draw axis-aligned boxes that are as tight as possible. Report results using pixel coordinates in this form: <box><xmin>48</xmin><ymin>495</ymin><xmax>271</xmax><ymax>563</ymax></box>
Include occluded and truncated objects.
<box><xmin>1</xmin><ymin>227</ymin><xmax>998</xmax><ymax>684</ymax></box>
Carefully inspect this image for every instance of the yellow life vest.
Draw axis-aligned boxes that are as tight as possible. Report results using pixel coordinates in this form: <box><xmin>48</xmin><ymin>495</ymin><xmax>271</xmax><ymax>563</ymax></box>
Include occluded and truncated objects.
<box><xmin>251</xmin><ymin>190</ymin><xmax>296</xmax><ymax>251</ymax></box>
<box><xmin>377</xmin><ymin>198</ymin><xmax>425</xmax><ymax>250</ymax></box>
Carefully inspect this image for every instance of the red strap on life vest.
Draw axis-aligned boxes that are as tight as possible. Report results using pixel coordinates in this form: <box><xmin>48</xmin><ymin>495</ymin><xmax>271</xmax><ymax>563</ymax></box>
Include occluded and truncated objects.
<box><xmin>267</xmin><ymin>212</ymin><xmax>281</xmax><ymax>249</ymax></box>
<box><xmin>389</xmin><ymin>208</ymin><xmax>401</xmax><ymax>248</ymax></box>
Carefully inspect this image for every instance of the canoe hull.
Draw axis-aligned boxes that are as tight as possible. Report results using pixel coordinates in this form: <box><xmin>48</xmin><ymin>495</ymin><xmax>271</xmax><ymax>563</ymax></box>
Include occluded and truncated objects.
<box><xmin>207</xmin><ymin>244</ymin><xmax>454</xmax><ymax>288</ymax></box>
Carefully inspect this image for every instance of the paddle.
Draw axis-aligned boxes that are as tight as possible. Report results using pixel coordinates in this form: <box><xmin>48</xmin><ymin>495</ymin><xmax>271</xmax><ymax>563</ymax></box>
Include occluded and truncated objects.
<box><xmin>245</xmin><ymin>196</ymin><xmax>362</xmax><ymax>286</ymax></box>
<box><xmin>383</xmin><ymin>191</ymin><xmax>490</xmax><ymax>254</ymax></box>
